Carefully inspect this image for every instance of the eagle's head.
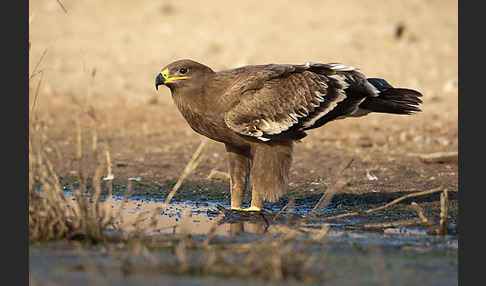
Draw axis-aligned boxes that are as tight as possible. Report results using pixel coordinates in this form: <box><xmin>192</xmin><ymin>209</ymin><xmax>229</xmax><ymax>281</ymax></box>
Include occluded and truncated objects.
<box><xmin>155</xmin><ymin>59</ymin><xmax>214</xmax><ymax>92</ymax></box>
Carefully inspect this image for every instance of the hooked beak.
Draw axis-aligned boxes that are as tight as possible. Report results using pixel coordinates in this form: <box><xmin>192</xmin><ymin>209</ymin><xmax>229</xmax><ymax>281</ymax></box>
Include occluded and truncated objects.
<box><xmin>155</xmin><ymin>68</ymin><xmax>189</xmax><ymax>90</ymax></box>
<box><xmin>155</xmin><ymin>72</ymin><xmax>166</xmax><ymax>90</ymax></box>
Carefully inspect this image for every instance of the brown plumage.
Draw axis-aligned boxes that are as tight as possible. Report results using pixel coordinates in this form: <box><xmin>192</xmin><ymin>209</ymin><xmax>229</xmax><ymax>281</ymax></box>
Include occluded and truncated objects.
<box><xmin>155</xmin><ymin>59</ymin><xmax>422</xmax><ymax>211</ymax></box>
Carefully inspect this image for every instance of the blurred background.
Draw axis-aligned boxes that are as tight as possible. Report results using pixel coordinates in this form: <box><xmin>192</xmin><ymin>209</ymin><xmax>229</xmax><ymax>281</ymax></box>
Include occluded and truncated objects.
<box><xmin>28</xmin><ymin>3</ymin><xmax>458</xmax><ymax>283</ymax></box>
<box><xmin>29</xmin><ymin>0</ymin><xmax>457</xmax><ymax>192</ymax></box>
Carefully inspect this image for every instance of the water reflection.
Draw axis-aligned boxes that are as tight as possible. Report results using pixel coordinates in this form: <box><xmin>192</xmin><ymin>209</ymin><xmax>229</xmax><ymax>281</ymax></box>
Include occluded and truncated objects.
<box><xmin>229</xmin><ymin>221</ymin><xmax>266</xmax><ymax>235</ymax></box>
<box><xmin>63</xmin><ymin>191</ymin><xmax>458</xmax><ymax>250</ymax></box>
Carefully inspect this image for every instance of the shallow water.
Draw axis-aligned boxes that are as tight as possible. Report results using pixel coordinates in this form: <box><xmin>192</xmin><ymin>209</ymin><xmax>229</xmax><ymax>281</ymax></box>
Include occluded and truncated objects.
<box><xmin>60</xmin><ymin>190</ymin><xmax>457</xmax><ymax>250</ymax></box>
<box><xmin>30</xmin><ymin>191</ymin><xmax>458</xmax><ymax>286</ymax></box>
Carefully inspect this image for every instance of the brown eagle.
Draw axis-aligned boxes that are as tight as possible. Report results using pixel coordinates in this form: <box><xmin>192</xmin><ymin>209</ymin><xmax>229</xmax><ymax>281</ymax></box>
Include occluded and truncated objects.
<box><xmin>155</xmin><ymin>59</ymin><xmax>422</xmax><ymax>211</ymax></box>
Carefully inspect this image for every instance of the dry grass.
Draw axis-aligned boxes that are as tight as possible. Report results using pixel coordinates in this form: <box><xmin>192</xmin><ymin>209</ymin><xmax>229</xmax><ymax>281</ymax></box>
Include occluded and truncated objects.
<box><xmin>112</xmin><ymin>232</ymin><xmax>321</xmax><ymax>282</ymax></box>
<box><xmin>29</xmin><ymin>133</ymin><xmax>116</xmax><ymax>242</ymax></box>
<box><xmin>28</xmin><ymin>127</ymin><xmax>323</xmax><ymax>281</ymax></box>
<box><xmin>28</xmin><ymin>115</ymin><xmax>452</xmax><ymax>282</ymax></box>
<box><xmin>29</xmin><ymin>37</ymin><xmax>125</xmax><ymax>242</ymax></box>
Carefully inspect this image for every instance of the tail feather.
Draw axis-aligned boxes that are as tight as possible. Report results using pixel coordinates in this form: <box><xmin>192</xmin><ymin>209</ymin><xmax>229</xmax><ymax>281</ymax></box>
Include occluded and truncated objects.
<box><xmin>360</xmin><ymin>78</ymin><xmax>423</xmax><ymax>115</ymax></box>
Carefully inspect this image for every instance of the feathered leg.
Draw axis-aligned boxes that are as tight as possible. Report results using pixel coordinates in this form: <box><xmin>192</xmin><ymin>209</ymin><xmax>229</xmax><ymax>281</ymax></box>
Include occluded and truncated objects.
<box><xmin>249</xmin><ymin>141</ymin><xmax>293</xmax><ymax>210</ymax></box>
<box><xmin>225</xmin><ymin>144</ymin><xmax>252</xmax><ymax>210</ymax></box>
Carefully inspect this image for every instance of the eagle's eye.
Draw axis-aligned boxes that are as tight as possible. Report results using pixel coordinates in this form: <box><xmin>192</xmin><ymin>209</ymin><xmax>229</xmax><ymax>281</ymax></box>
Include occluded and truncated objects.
<box><xmin>179</xmin><ymin>67</ymin><xmax>188</xmax><ymax>74</ymax></box>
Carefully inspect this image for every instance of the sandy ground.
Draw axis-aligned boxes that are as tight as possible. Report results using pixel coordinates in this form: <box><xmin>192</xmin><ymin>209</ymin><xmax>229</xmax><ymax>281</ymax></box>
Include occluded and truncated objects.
<box><xmin>29</xmin><ymin>0</ymin><xmax>457</xmax><ymax>196</ymax></box>
<box><xmin>29</xmin><ymin>1</ymin><xmax>458</xmax><ymax>282</ymax></box>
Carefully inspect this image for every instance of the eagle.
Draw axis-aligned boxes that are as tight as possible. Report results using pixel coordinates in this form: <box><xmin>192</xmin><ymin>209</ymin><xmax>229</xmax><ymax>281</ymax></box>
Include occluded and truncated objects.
<box><xmin>155</xmin><ymin>59</ymin><xmax>422</xmax><ymax>211</ymax></box>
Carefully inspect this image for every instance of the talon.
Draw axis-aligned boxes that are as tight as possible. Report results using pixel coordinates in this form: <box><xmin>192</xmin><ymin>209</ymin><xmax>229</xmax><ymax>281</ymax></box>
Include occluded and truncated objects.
<box><xmin>243</xmin><ymin>206</ymin><xmax>262</xmax><ymax>212</ymax></box>
<box><xmin>230</xmin><ymin>206</ymin><xmax>262</xmax><ymax>212</ymax></box>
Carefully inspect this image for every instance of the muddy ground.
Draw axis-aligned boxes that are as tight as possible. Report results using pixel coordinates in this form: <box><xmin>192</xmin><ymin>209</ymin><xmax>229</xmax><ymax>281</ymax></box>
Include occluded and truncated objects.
<box><xmin>29</xmin><ymin>196</ymin><xmax>458</xmax><ymax>286</ymax></box>
<box><xmin>29</xmin><ymin>0</ymin><xmax>458</xmax><ymax>285</ymax></box>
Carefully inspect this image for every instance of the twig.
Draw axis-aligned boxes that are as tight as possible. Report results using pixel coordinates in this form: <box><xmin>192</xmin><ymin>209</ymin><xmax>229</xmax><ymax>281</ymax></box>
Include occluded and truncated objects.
<box><xmin>105</xmin><ymin>148</ymin><xmax>114</xmax><ymax>196</ymax></box>
<box><xmin>273</xmin><ymin>197</ymin><xmax>295</xmax><ymax>221</ymax></box>
<box><xmin>75</xmin><ymin>118</ymin><xmax>82</xmax><ymax>160</ymax></box>
<box><xmin>29</xmin><ymin>48</ymin><xmax>48</xmax><ymax>80</ymax></box>
<box><xmin>91</xmin><ymin>128</ymin><xmax>98</xmax><ymax>151</ymax></box>
<box><xmin>344</xmin><ymin>218</ymin><xmax>432</xmax><ymax>231</ymax></box>
<box><xmin>362</xmin><ymin>219</ymin><xmax>431</xmax><ymax>230</ymax></box>
<box><xmin>202</xmin><ymin>213</ymin><xmax>224</xmax><ymax>247</ymax></box>
<box><xmin>164</xmin><ymin>139</ymin><xmax>207</xmax><ymax>206</ymax></box>
<box><xmin>30</xmin><ymin>71</ymin><xmax>44</xmax><ymax>123</ymax></box>
<box><xmin>310</xmin><ymin>158</ymin><xmax>354</xmax><ymax>215</ymax></box>
<box><xmin>439</xmin><ymin>189</ymin><xmax>449</xmax><ymax>235</ymax></box>
<box><xmin>56</xmin><ymin>0</ymin><xmax>69</xmax><ymax>14</ymax></box>
<box><xmin>310</xmin><ymin>224</ymin><xmax>330</xmax><ymax>241</ymax></box>
<box><xmin>316</xmin><ymin>187</ymin><xmax>443</xmax><ymax>222</ymax></box>
<box><xmin>410</xmin><ymin>202</ymin><xmax>429</xmax><ymax>223</ymax></box>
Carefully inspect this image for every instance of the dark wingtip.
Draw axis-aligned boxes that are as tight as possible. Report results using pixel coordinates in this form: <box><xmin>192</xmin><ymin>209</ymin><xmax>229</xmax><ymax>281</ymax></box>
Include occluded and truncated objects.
<box><xmin>360</xmin><ymin>87</ymin><xmax>423</xmax><ymax>115</ymax></box>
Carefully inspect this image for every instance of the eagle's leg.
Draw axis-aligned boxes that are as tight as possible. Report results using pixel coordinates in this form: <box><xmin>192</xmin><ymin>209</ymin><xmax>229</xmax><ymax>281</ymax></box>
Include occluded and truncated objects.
<box><xmin>225</xmin><ymin>144</ymin><xmax>252</xmax><ymax>210</ymax></box>
<box><xmin>249</xmin><ymin>141</ymin><xmax>293</xmax><ymax>211</ymax></box>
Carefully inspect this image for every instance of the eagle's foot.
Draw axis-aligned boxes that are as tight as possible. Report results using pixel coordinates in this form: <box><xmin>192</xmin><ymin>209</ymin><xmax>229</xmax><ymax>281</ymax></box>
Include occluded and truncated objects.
<box><xmin>231</xmin><ymin>206</ymin><xmax>262</xmax><ymax>212</ymax></box>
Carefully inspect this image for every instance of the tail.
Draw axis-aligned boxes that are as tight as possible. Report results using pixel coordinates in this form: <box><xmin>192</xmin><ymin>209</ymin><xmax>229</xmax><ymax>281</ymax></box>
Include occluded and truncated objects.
<box><xmin>360</xmin><ymin>78</ymin><xmax>423</xmax><ymax>115</ymax></box>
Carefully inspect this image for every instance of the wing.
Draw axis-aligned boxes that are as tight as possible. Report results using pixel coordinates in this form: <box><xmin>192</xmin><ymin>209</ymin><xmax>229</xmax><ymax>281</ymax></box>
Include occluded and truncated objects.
<box><xmin>224</xmin><ymin>62</ymin><xmax>380</xmax><ymax>141</ymax></box>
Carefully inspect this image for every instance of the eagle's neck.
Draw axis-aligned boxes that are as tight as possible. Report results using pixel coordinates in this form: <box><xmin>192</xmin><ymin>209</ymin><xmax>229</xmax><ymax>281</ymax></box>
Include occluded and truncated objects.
<box><xmin>171</xmin><ymin>83</ymin><xmax>217</xmax><ymax>134</ymax></box>
<box><xmin>171</xmin><ymin>72</ymin><xmax>230</xmax><ymax>114</ymax></box>
<box><xmin>170</xmin><ymin>78</ymin><xmax>235</xmax><ymax>142</ymax></box>
<box><xmin>172</xmin><ymin>83</ymin><xmax>209</xmax><ymax>113</ymax></box>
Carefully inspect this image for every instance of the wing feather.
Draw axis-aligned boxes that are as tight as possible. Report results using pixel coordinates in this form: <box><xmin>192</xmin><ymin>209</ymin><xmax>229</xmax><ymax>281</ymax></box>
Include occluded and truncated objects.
<box><xmin>224</xmin><ymin>62</ymin><xmax>379</xmax><ymax>141</ymax></box>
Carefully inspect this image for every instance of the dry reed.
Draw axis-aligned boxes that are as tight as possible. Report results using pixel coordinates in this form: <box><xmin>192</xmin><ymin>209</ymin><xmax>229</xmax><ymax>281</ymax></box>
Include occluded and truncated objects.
<box><xmin>310</xmin><ymin>158</ymin><xmax>354</xmax><ymax>215</ymax></box>
<box><xmin>163</xmin><ymin>138</ymin><xmax>207</xmax><ymax>206</ymax></box>
<box><xmin>439</xmin><ymin>189</ymin><xmax>449</xmax><ymax>235</ymax></box>
<box><xmin>319</xmin><ymin>187</ymin><xmax>444</xmax><ymax>221</ymax></box>
<box><xmin>29</xmin><ymin>106</ymin><xmax>118</xmax><ymax>242</ymax></box>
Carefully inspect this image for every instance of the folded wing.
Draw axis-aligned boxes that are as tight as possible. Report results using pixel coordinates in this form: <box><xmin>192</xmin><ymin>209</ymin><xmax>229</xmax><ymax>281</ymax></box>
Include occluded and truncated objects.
<box><xmin>224</xmin><ymin>62</ymin><xmax>381</xmax><ymax>141</ymax></box>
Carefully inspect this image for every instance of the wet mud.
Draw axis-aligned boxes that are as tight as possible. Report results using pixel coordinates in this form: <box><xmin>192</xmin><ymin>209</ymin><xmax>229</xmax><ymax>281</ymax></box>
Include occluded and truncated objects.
<box><xmin>30</xmin><ymin>192</ymin><xmax>458</xmax><ymax>286</ymax></box>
